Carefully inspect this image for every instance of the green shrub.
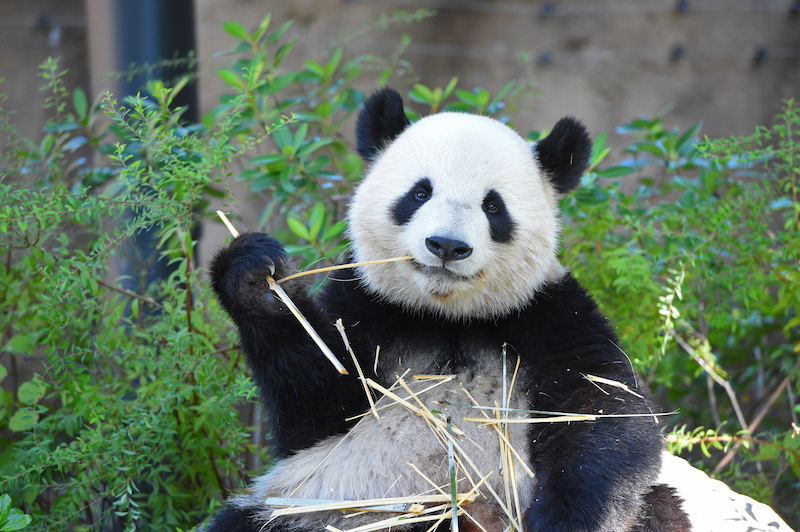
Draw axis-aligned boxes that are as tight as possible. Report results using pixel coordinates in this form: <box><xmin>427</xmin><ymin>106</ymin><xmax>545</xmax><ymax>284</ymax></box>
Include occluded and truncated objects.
<box><xmin>560</xmin><ymin>104</ymin><xmax>800</xmax><ymax>520</ymax></box>
<box><xmin>0</xmin><ymin>12</ymin><xmax>798</xmax><ymax>531</ymax></box>
<box><xmin>1</xmin><ymin>56</ymin><xmax>267</xmax><ymax>530</ymax></box>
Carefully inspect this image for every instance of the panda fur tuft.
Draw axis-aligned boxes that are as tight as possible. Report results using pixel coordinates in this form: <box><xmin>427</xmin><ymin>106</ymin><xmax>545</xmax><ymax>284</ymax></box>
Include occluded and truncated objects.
<box><xmin>207</xmin><ymin>88</ymin><xmax>689</xmax><ymax>532</ymax></box>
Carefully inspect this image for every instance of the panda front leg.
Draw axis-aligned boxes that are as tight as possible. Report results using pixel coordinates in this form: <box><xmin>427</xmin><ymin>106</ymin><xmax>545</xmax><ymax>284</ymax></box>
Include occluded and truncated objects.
<box><xmin>209</xmin><ymin>232</ymin><xmax>366</xmax><ymax>457</ymax></box>
<box><xmin>522</xmin><ymin>376</ymin><xmax>667</xmax><ymax>532</ymax></box>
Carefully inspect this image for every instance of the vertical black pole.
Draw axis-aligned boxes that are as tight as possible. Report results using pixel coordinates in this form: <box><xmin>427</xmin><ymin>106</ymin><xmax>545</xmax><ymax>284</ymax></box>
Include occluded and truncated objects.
<box><xmin>115</xmin><ymin>0</ymin><xmax>198</xmax><ymax>122</ymax></box>
<box><xmin>113</xmin><ymin>0</ymin><xmax>199</xmax><ymax>296</ymax></box>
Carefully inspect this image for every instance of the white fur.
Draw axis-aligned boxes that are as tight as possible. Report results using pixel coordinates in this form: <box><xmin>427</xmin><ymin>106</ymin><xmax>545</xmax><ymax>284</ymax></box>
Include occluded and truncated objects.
<box><xmin>232</xmin><ymin>349</ymin><xmax>534</xmax><ymax>531</ymax></box>
<box><xmin>348</xmin><ymin>112</ymin><xmax>565</xmax><ymax>321</ymax></box>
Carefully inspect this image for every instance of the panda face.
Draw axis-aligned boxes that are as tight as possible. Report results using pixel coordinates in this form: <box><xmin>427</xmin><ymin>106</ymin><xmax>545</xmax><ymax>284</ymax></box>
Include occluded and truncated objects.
<box><xmin>348</xmin><ymin>112</ymin><xmax>566</xmax><ymax>320</ymax></box>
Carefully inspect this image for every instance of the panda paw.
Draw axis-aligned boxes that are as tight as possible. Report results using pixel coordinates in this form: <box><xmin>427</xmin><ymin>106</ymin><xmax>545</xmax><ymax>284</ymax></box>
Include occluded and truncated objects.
<box><xmin>209</xmin><ymin>232</ymin><xmax>294</xmax><ymax>316</ymax></box>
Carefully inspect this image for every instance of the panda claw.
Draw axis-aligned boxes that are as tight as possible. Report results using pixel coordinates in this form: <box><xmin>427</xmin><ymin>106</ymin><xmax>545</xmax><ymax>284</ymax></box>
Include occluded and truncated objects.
<box><xmin>263</xmin><ymin>257</ymin><xmax>276</xmax><ymax>277</ymax></box>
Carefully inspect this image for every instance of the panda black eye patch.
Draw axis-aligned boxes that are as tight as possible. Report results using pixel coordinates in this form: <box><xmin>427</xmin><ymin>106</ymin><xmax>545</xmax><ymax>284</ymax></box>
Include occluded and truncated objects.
<box><xmin>391</xmin><ymin>178</ymin><xmax>433</xmax><ymax>225</ymax></box>
<box><xmin>483</xmin><ymin>189</ymin><xmax>515</xmax><ymax>243</ymax></box>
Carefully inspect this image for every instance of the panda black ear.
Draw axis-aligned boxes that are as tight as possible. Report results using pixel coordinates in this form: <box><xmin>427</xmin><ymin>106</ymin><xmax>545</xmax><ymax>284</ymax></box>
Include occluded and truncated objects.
<box><xmin>534</xmin><ymin>117</ymin><xmax>592</xmax><ymax>195</ymax></box>
<box><xmin>356</xmin><ymin>88</ymin><xmax>411</xmax><ymax>162</ymax></box>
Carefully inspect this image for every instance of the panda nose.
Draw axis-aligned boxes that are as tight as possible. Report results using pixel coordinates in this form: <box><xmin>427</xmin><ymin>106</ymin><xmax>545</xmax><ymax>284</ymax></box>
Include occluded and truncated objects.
<box><xmin>426</xmin><ymin>236</ymin><xmax>473</xmax><ymax>261</ymax></box>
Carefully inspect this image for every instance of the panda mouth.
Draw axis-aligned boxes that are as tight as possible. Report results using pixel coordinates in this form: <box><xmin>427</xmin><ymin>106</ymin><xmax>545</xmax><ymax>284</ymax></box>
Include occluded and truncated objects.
<box><xmin>411</xmin><ymin>261</ymin><xmax>485</xmax><ymax>283</ymax></box>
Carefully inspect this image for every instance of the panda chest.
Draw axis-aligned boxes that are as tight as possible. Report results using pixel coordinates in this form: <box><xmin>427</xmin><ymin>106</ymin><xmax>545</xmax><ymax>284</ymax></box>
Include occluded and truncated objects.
<box><xmin>257</xmin><ymin>342</ymin><xmax>535</xmax><ymax>522</ymax></box>
<box><xmin>351</xmin><ymin>342</ymin><xmax>535</xmax><ymax>499</ymax></box>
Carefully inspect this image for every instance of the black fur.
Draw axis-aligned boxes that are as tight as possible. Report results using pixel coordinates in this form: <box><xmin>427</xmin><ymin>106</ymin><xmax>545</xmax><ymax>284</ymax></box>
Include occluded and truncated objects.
<box><xmin>391</xmin><ymin>177</ymin><xmax>433</xmax><ymax>225</ymax></box>
<box><xmin>356</xmin><ymin>87</ymin><xmax>411</xmax><ymax>161</ymax></box>
<box><xmin>203</xmin><ymin>504</ymin><xmax>262</xmax><ymax>532</ymax></box>
<box><xmin>482</xmin><ymin>189</ymin><xmax>516</xmax><ymax>243</ymax></box>
<box><xmin>632</xmin><ymin>485</ymin><xmax>691</xmax><ymax>532</ymax></box>
<box><xmin>535</xmin><ymin>116</ymin><xmax>592</xmax><ymax>195</ymax></box>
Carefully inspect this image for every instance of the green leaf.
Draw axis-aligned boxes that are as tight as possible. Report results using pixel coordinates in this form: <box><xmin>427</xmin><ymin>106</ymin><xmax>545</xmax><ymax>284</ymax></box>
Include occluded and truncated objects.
<box><xmin>443</xmin><ymin>77</ymin><xmax>459</xmax><ymax>99</ymax></box>
<box><xmin>184</xmin><ymin>231</ymin><xmax>194</xmax><ymax>261</ymax></box>
<box><xmin>293</xmin><ymin>123</ymin><xmax>309</xmax><ymax>152</ymax></box>
<box><xmin>223</xmin><ymin>21</ymin><xmax>250</xmax><ymax>41</ymax></box>
<box><xmin>0</xmin><ymin>513</ymin><xmax>32</xmax><ymax>532</ymax></box>
<box><xmin>73</xmin><ymin>87</ymin><xmax>88</xmax><ymax>120</ymax></box>
<box><xmin>0</xmin><ymin>494</ymin><xmax>32</xmax><ymax>531</ymax></box>
<box><xmin>218</xmin><ymin>69</ymin><xmax>243</xmax><ymax>89</ymax></box>
<box><xmin>8</xmin><ymin>408</ymin><xmax>37</xmax><ymax>432</ymax></box>
<box><xmin>18</xmin><ymin>379</ymin><xmax>45</xmax><ymax>405</ymax></box>
<box><xmin>322</xmin><ymin>220</ymin><xmax>347</xmax><ymax>241</ymax></box>
<box><xmin>491</xmin><ymin>81</ymin><xmax>516</xmax><ymax>105</ymax></box>
<box><xmin>455</xmin><ymin>89</ymin><xmax>478</xmax><ymax>107</ymax></box>
<box><xmin>265</xmin><ymin>20</ymin><xmax>293</xmax><ymax>44</ymax></box>
<box><xmin>595</xmin><ymin>166</ymin><xmax>634</xmax><ymax>178</ymax></box>
<box><xmin>676</xmin><ymin>122</ymin><xmax>702</xmax><ymax>150</ymax></box>
<box><xmin>591</xmin><ymin>132</ymin><xmax>607</xmax><ymax>166</ymax></box>
<box><xmin>272</xmin><ymin>126</ymin><xmax>293</xmax><ymax>149</ymax></box>
<box><xmin>4</xmin><ymin>334</ymin><xmax>34</xmax><ymax>354</ymax></box>
<box><xmin>264</xmin><ymin>73</ymin><xmax>296</xmax><ymax>96</ymax></box>
<box><xmin>0</xmin><ymin>493</ymin><xmax>8</xmax><ymax>522</ymax></box>
<box><xmin>286</xmin><ymin>217</ymin><xmax>311</xmax><ymax>240</ymax></box>
<box><xmin>630</xmin><ymin>142</ymin><xmax>667</xmax><ymax>157</ymax></box>
<box><xmin>297</xmin><ymin>138</ymin><xmax>333</xmax><ymax>158</ymax></box>
<box><xmin>249</xmin><ymin>154</ymin><xmax>285</xmax><ymax>166</ymax></box>
<box><xmin>304</xmin><ymin>60</ymin><xmax>325</xmax><ymax>78</ymax></box>
<box><xmin>475</xmin><ymin>89</ymin><xmax>490</xmax><ymax>109</ymax></box>
<box><xmin>325</xmin><ymin>48</ymin><xmax>343</xmax><ymax>79</ymax></box>
<box><xmin>274</xmin><ymin>41</ymin><xmax>297</xmax><ymax>68</ymax></box>
<box><xmin>308</xmin><ymin>203</ymin><xmax>325</xmax><ymax>241</ymax></box>
<box><xmin>409</xmin><ymin>84</ymin><xmax>434</xmax><ymax>104</ymax></box>
<box><xmin>573</xmin><ymin>186</ymin><xmax>609</xmax><ymax>206</ymax></box>
<box><xmin>252</xmin><ymin>14</ymin><xmax>272</xmax><ymax>42</ymax></box>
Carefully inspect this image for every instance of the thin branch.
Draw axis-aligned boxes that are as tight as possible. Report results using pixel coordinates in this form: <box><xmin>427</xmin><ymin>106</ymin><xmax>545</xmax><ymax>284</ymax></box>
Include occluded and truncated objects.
<box><xmin>707</xmin><ymin>373</ymin><xmax>721</xmax><ymax>427</ymax></box>
<box><xmin>178</xmin><ymin>228</ymin><xmax>195</xmax><ymax>359</ymax></box>
<box><xmin>670</xmin><ymin>331</ymin><xmax>748</xmax><ymax>431</ymax></box>
<box><xmin>713</xmin><ymin>357</ymin><xmax>800</xmax><ymax>473</ymax></box>
<box><xmin>97</xmin><ymin>278</ymin><xmax>165</xmax><ymax>311</ymax></box>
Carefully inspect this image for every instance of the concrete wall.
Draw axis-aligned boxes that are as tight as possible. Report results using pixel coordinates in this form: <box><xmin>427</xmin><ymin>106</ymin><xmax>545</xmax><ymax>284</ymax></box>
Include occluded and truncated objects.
<box><xmin>195</xmin><ymin>0</ymin><xmax>800</xmax><ymax>149</ymax></box>
<box><xmin>4</xmin><ymin>0</ymin><xmax>798</xmax><ymax>167</ymax></box>
<box><xmin>0</xmin><ymin>0</ymin><xmax>88</xmax><ymax>142</ymax></box>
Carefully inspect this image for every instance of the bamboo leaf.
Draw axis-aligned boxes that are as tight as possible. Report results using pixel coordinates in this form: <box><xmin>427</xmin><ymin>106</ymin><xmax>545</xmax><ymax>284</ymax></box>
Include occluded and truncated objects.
<box><xmin>223</xmin><ymin>21</ymin><xmax>250</xmax><ymax>41</ymax></box>
<box><xmin>287</xmin><ymin>217</ymin><xmax>311</xmax><ymax>240</ymax></box>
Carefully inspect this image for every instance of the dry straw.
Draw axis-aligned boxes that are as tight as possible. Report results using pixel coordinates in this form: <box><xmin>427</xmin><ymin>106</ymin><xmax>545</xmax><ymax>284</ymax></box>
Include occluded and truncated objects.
<box><xmin>252</xmin><ymin>350</ymin><xmax>660</xmax><ymax>532</ymax></box>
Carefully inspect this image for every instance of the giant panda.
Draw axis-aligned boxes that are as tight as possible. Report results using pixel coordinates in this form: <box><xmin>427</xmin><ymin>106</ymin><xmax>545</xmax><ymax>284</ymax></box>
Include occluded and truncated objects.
<box><xmin>207</xmin><ymin>88</ymin><xmax>690</xmax><ymax>532</ymax></box>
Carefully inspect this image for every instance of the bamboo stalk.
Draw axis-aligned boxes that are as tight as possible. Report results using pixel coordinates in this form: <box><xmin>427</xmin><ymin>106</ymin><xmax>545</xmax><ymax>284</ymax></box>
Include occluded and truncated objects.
<box><xmin>584</xmin><ymin>374</ymin><xmax>643</xmax><ymax>398</ymax></box>
<box><xmin>268</xmin><ymin>494</ymin><xmax>475</xmax><ymax>518</ymax></box>
<box><xmin>367</xmin><ymin>379</ymin><xmax>520</xmax><ymax>531</ymax></box>
<box><xmin>336</xmin><ymin>318</ymin><xmax>378</xmax><ymax>419</ymax></box>
<box><xmin>447</xmin><ymin>417</ymin><xmax>459</xmax><ymax>532</ymax></box>
<box><xmin>267</xmin><ymin>276</ymin><xmax>348</xmax><ymax>375</ymax></box>
<box><xmin>366</xmin><ymin>378</ymin><xmax>465</xmax><ymax>437</ymax></box>
<box><xmin>279</xmin><ymin>256</ymin><xmax>413</xmax><ymax>284</ymax></box>
<box><xmin>325</xmin><ymin>509</ymin><xmax>462</xmax><ymax>532</ymax></box>
<box><xmin>345</xmin><ymin>375</ymin><xmax>455</xmax><ymax>422</ymax></box>
<box><xmin>464</xmin><ymin>415</ymin><xmax>598</xmax><ymax>424</ymax></box>
<box><xmin>459</xmin><ymin>386</ymin><xmax>535</xmax><ymax>479</ymax></box>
